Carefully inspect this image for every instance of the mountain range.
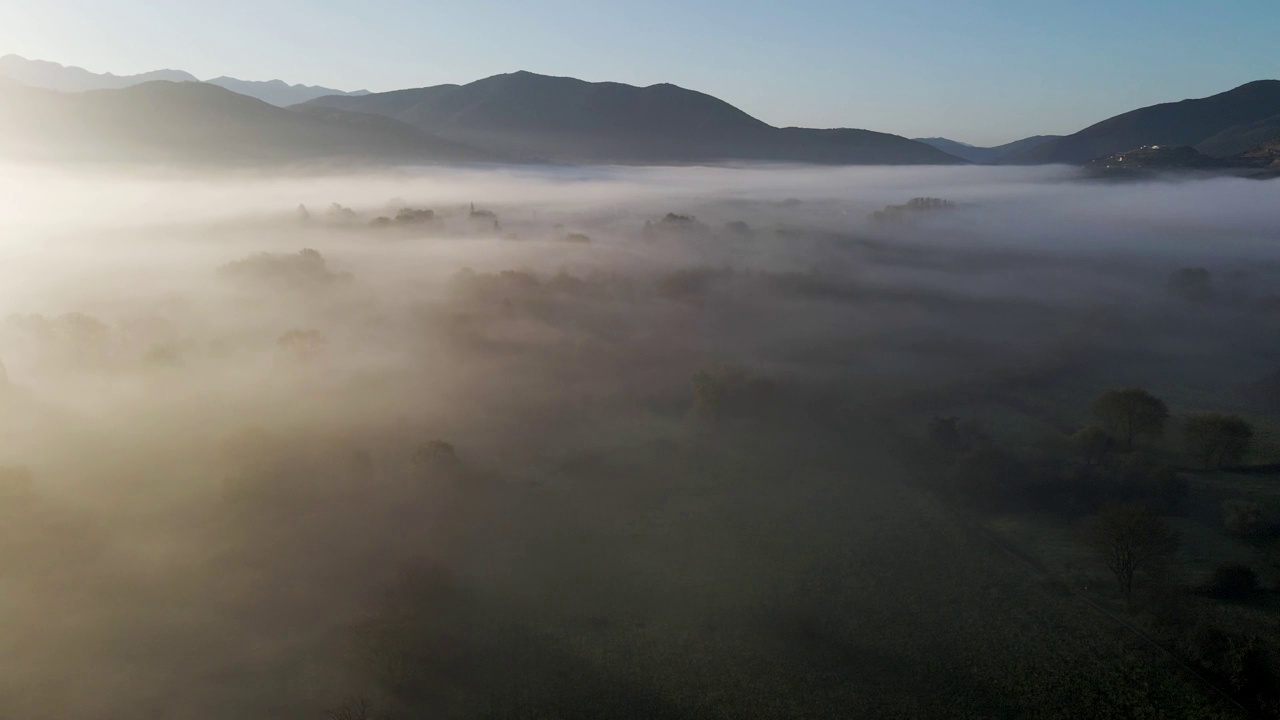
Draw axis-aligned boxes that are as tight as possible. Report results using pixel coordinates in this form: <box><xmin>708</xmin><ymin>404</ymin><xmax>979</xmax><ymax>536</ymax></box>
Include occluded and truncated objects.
<box><xmin>0</xmin><ymin>54</ymin><xmax>370</xmax><ymax>107</ymax></box>
<box><xmin>1014</xmin><ymin>80</ymin><xmax>1280</xmax><ymax>164</ymax></box>
<box><xmin>0</xmin><ymin>80</ymin><xmax>489</xmax><ymax>165</ymax></box>
<box><xmin>300</xmin><ymin>71</ymin><xmax>958</xmax><ymax>165</ymax></box>
<box><xmin>0</xmin><ymin>53</ymin><xmax>1277</xmax><ymax>170</ymax></box>
<box><xmin>913</xmin><ymin>136</ymin><xmax>1060</xmax><ymax>164</ymax></box>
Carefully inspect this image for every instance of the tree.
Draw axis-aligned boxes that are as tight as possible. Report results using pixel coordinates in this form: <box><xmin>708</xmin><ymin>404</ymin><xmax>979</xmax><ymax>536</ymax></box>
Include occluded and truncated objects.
<box><xmin>1183</xmin><ymin>412</ymin><xmax>1253</xmax><ymax>469</ymax></box>
<box><xmin>1070</xmin><ymin>425</ymin><xmax>1114</xmax><ymax>466</ymax></box>
<box><xmin>1204</xmin><ymin>563</ymin><xmax>1259</xmax><ymax>600</ymax></box>
<box><xmin>275</xmin><ymin>329</ymin><xmax>327</xmax><ymax>366</ymax></box>
<box><xmin>1081</xmin><ymin>503</ymin><xmax>1178</xmax><ymax>601</ymax></box>
<box><xmin>1090</xmin><ymin>388</ymin><xmax>1169</xmax><ymax>451</ymax></box>
<box><xmin>413</xmin><ymin>440</ymin><xmax>460</xmax><ymax>473</ymax></box>
<box><xmin>326</xmin><ymin>696</ymin><xmax>381</xmax><ymax>720</ymax></box>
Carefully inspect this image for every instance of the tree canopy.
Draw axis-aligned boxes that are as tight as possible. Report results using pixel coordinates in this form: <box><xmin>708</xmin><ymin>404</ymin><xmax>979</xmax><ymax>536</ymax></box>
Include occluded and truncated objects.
<box><xmin>1183</xmin><ymin>412</ymin><xmax>1253</xmax><ymax>470</ymax></box>
<box><xmin>1090</xmin><ymin>388</ymin><xmax>1169</xmax><ymax>451</ymax></box>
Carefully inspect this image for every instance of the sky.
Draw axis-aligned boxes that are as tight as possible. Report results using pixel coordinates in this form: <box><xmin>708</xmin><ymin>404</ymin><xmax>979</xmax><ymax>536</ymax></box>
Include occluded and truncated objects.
<box><xmin>0</xmin><ymin>0</ymin><xmax>1276</xmax><ymax>146</ymax></box>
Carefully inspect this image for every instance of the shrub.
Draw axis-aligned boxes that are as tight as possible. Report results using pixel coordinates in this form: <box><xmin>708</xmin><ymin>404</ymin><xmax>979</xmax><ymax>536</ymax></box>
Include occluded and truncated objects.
<box><xmin>1203</xmin><ymin>563</ymin><xmax>1259</xmax><ymax>600</ymax></box>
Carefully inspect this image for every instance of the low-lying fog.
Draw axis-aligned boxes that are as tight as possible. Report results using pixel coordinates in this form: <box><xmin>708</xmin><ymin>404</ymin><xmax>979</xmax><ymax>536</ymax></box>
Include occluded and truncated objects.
<box><xmin>0</xmin><ymin>162</ymin><xmax>1277</xmax><ymax>719</ymax></box>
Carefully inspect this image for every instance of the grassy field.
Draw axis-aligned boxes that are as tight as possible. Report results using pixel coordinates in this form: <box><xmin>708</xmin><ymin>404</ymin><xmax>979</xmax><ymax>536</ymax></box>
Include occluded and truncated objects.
<box><xmin>362</xmin><ymin>428</ymin><xmax>1246</xmax><ymax>718</ymax></box>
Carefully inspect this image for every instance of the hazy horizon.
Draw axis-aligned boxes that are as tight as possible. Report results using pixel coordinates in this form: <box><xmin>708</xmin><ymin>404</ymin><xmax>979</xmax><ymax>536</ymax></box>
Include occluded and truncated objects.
<box><xmin>2</xmin><ymin>0</ymin><xmax>1278</xmax><ymax>146</ymax></box>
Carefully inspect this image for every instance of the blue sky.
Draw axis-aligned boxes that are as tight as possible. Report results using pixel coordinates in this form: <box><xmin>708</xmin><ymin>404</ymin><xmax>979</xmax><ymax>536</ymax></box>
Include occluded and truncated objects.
<box><xmin>1</xmin><ymin>0</ymin><xmax>1275</xmax><ymax>145</ymax></box>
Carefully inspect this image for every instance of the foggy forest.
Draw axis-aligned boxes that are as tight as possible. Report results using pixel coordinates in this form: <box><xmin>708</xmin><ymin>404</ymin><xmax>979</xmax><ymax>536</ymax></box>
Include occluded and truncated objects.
<box><xmin>1</xmin><ymin>160</ymin><xmax>1279</xmax><ymax>718</ymax></box>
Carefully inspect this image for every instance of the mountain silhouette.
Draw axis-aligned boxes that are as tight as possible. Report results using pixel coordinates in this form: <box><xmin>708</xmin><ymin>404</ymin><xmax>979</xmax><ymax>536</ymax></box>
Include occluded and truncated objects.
<box><xmin>1195</xmin><ymin>112</ymin><xmax>1280</xmax><ymax>158</ymax></box>
<box><xmin>204</xmin><ymin>77</ymin><xmax>371</xmax><ymax>107</ymax></box>
<box><xmin>1014</xmin><ymin>80</ymin><xmax>1280</xmax><ymax>164</ymax></box>
<box><xmin>302</xmin><ymin>71</ymin><xmax>961</xmax><ymax>165</ymax></box>
<box><xmin>0</xmin><ymin>54</ymin><xmax>195</xmax><ymax>92</ymax></box>
<box><xmin>0</xmin><ymin>81</ymin><xmax>494</xmax><ymax>165</ymax></box>
<box><xmin>914</xmin><ymin>136</ymin><xmax>1059</xmax><ymax>164</ymax></box>
<box><xmin>0</xmin><ymin>54</ymin><xmax>368</xmax><ymax>107</ymax></box>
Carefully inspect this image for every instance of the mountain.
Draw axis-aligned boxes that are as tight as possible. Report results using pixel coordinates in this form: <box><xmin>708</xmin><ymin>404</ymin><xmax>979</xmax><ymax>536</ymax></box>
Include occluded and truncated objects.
<box><xmin>1015</xmin><ymin>80</ymin><xmax>1280</xmax><ymax>164</ymax></box>
<box><xmin>205</xmin><ymin>77</ymin><xmax>371</xmax><ymax>107</ymax></box>
<box><xmin>0</xmin><ymin>54</ymin><xmax>368</xmax><ymax>106</ymax></box>
<box><xmin>0</xmin><ymin>81</ymin><xmax>495</xmax><ymax>165</ymax></box>
<box><xmin>1195</xmin><ymin>112</ymin><xmax>1280</xmax><ymax>158</ymax></box>
<box><xmin>0</xmin><ymin>54</ymin><xmax>195</xmax><ymax>91</ymax></box>
<box><xmin>914</xmin><ymin>135</ymin><xmax>1059</xmax><ymax>164</ymax></box>
<box><xmin>1239</xmin><ymin>139</ymin><xmax>1280</xmax><ymax>168</ymax></box>
<box><xmin>1084</xmin><ymin>145</ymin><xmax>1240</xmax><ymax>173</ymax></box>
<box><xmin>302</xmin><ymin>71</ymin><xmax>962</xmax><ymax>165</ymax></box>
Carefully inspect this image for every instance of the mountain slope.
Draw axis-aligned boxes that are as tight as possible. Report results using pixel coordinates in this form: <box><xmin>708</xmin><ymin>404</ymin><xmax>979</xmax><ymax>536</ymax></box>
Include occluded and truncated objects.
<box><xmin>0</xmin><ymin>54</ymin><xmax>368</xmax><ymax>106</ymax></box>
<box><xmin>1015</xmin><ymin>80</ymin><xmax>1280</xmax><ymax>164</ymax></box>
<box><xmin>304</xmin><ymin>71</ymin><xmax>962</xmax><ymax>165</ymax></box>
<box><xmin>0</xmin><ymin>81</ymin><xmax>494</xmax><ymax>165</ymax></box>
<box><xmin>1195</xmin><ymin>112</ymin><xmax>1280</xmax><ymax>158</ymax></box>
<box><xmin>914</xmin><ymin>135</ymin><xmax>1059</xmax><ymax>164</ymax></box>
<box><xmin>205</xmin><ymin>77</ymin><xmax>371</xmax><ymax>106</ymax></box>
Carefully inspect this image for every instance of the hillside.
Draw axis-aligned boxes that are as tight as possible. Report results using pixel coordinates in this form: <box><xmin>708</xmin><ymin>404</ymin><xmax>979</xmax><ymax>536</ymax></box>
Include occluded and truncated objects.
<box><xmin>0</xmin><ymin>81</ymin><xmax>494</xmax><ymax>165</ymax></box>
<box><xmin>1015</xmin><ymin>80</ymin><xmax>1280</xmax><ymax>164</ymax></box>
<box><xmin>1083</xmin><ymin>145</ymin><xmax>1240</xmax><ymax>174</ymax></box>
<box><xmin>0</xmin><ymin>54</ymin><xmax>368</xmax><ymax>107</ymax></box>
<box><xmin>915</xmin><ymin>135</ymin><xmax>1059</xmax><ymax>164</ymax></box>
<box><xmin>1195</xmin><ymin>112</ymin><xmax>1280</xmax><ymax>158</ymax></box>
<box><xmin>303</xmin><ymin>71</ymin><xmax>962</xmax><ymax>165</ymax></box>
<box><xmin>205</xmin><ymin>77</ymin><xmax>372</xmax><ymax>107</ymax></box>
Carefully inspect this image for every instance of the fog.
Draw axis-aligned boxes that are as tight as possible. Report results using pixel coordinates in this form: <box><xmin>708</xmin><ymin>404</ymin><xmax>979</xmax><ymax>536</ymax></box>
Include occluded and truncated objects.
<box><xmin>1</xmin><ymin>162</ymin><xmax>1277</xmax><ymax>719</ymax></box>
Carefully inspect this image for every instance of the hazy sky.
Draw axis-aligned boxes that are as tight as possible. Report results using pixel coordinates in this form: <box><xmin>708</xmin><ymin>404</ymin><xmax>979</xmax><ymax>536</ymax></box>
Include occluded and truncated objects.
<box><xmin>1</xmin><ymin>0</ymin><xmax>1276</xmax><ymax>146</ymax></box>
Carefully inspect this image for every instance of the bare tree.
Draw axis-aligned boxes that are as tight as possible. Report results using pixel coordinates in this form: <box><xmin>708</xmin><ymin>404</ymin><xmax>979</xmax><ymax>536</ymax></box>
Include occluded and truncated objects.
<box><xmin>327</xmin><ymin>696</ymin><xmax>380</xmax><ymax>720</ymax></box>
<box><xmin>1183</xmin><ymin>412</ymin><xmax>1253</xmax><ymax>470</ymax></box>
<box><xmin>1081</xmin><ymin>504</ymin><xmax>1178</xmax><ymax>601</ymax></box>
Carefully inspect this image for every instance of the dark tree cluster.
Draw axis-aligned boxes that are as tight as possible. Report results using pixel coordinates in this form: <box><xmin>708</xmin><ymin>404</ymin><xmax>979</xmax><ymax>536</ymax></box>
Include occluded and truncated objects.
<box><xmin>218</xmin><ymin>248</ymin><xmax>350</xmax><ymax>288</ymax></box>
<box><xmin>871</xmin><ymin>197</ymin><xmax>956</xmax><ymax>222</ymax></box>
<box><xmin>371</xmin><ymin>207</ymin><xmax>437</xmax><ymax>228</ymax></box>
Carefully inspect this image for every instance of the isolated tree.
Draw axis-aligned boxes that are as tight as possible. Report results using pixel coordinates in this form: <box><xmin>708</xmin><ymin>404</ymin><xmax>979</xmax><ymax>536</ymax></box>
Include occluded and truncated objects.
<box><xmin>413</xmin><ymin>440</ymin><xmax>460</xmax><ymax>473</ymax></box>
<box><xmin>1070</xmin><ymin>425</ymin><xmax>1114</xmax><ymax>467</ymax></box>
<box><xmin>1204</xmin><ymin>563</ymin><xmax>1259</xmax><ymax>600</ymax></box>
<box><xmin>1183</xmin><ymin>412</ymin><xmax>1253</xmax><ymax>469</ymax></box>
<box><xmin>1090</xmin><ymin>388</ymin><xmax>1169</xmax><ymax>451</ymax></box>
<box><xmin>275</xmin><ymin>329</ymin><xmax>327</xmax><ymax>366</ymax></box>
<box><xmin>1081</xmin><ymin>503</ymin><xmax>1178</xmax><ymax>601</ymax></box>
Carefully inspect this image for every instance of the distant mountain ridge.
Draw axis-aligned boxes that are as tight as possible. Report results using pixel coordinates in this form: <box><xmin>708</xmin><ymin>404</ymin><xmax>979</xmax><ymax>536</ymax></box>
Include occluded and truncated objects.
<box><xmin>0</xmin><ymin>81</ymin><xmax>494</xmax><ymax>165</ymax></box>
<box><xmin>301</xmin><ymin>71</ymin><xmax>961</xmax><ymax>165</ymax></box>
<box><xmin>914</xmin><ymin>136</ymin><xmax>1059</xmax><ymax>164</ymax></box>
<box><xmin>0</xmin><ymin>54</ymin><xmax>195</xmax><ymax>91</ymax></box>
<box><xmin>0</xmin><ymin>54</ymin><xmax>369</xmax><ymax>106</ymax></box>
<box><xmin>1015</xmin><ymin>80</ymin><xmax>1280</xmax><ymax>164</ymax></box>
